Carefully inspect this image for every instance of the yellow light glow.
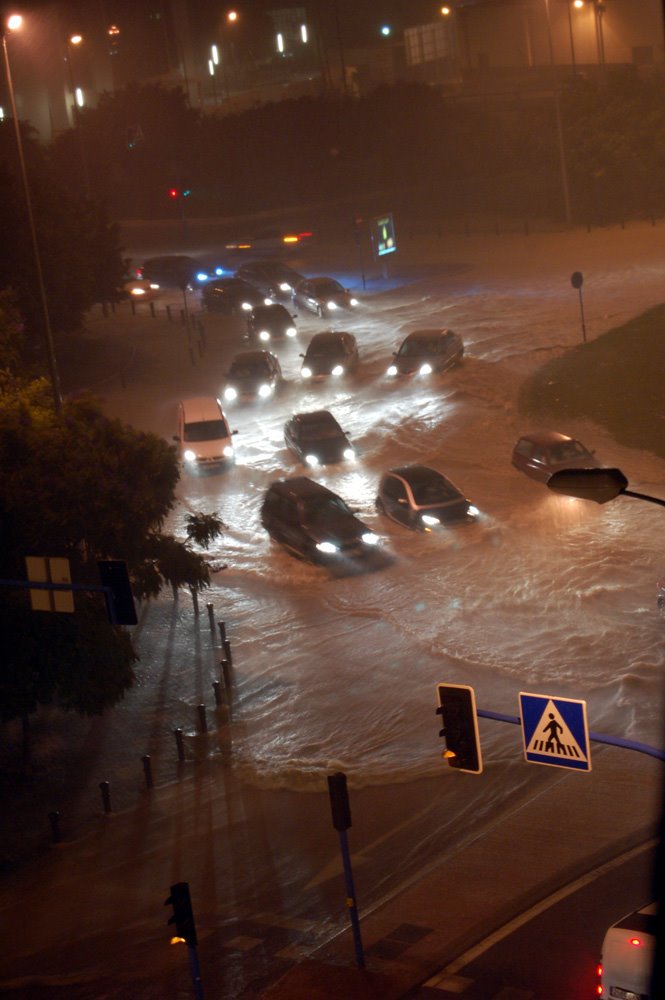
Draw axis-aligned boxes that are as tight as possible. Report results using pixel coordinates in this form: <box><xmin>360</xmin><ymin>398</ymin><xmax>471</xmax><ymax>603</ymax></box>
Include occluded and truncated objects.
<box><xmin>227</xmin><ymin>10</ymin><xmax>238</xmax><ymax>23</ymax></box>
<box><xmin>282</xmin><ymin>235</ymin><xmax>299</xmax><ymax>244</ymax></box>
<box><xmin>7</xmin><ymin>14</ymin><xmax>23</xmax><ymax>31</ymax></box>
<box><xmin>70</xmin><ymin>34</ymin><xmax>83</xmax><ymax>45</ymax></box>
<box><xmin>440</xmin><ymin>5</ymin><xmax>451</xmax><ymax>15</ymax></box>
<box><xmin>170</xmin><ymin>936</ymin><xmax>186</xmax><ymax>946</ymax></box>
<box><xmin>573</xmin><ymin>0</ymin><xmax>584</xmax><ymax>8</ymax></box>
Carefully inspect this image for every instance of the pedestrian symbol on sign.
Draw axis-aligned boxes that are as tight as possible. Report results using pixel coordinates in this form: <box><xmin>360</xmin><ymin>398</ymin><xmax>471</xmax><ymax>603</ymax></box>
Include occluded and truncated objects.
<box><xmin>519</xmin><ymin>693</ymin><xmax>591</xmax><ymax>772</ymax></box>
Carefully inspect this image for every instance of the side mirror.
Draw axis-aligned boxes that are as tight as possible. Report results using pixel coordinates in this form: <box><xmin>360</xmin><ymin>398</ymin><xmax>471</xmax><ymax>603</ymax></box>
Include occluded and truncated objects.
<box><xmin>232</xmin><ymin>429</ymin><xmax>238</xmax><ymax>436</ymax></box>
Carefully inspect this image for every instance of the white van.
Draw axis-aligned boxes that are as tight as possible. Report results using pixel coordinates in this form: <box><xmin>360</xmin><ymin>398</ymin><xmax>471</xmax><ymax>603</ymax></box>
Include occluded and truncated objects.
<box><xmin>175</xmin><ymin>397</ymin><xmax>236</xmax><ymax>470</ymax></box>
<box><xmin>598</xmin><ymin>901</ymin><xmax>656</xmax><ymax>1000</ymax></box>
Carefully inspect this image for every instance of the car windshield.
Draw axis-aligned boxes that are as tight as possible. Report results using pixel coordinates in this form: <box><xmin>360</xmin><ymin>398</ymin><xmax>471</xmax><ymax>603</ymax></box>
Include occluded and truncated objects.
<box><xmin>547</xmin><ymin>440</ymin><xmax>590</xmax><ymax>463</ymax></box>
<box><xmin>230</xmin><ymin>362</ymin><xmax>267</xmax><ymax>378</ymax></box>
<box><xmin>398</xmin><ymin>335</ymin><xmax>447</xmax><ymax>357</ymax></box>
<box><xmin>312</xmin><ymin>279</ymin><xmax>342</xmax><ymax>295</ymax></box>
<box><xmin>406</xmin><ymin>470</ymin><xmax>459</xmax><ymax>504</ymax></box>
<box><xmin>307</xmin><ymin>338</ymin><xmax>343</xmax><ymax>358</ymax></box>
<box><xmin>300</xmin><ymin>418</ymin><xmax>342</xmax><ymax>441</ymax></box>
<box><xmin>184</xmin><ymin>420</ymin><xmax>228</xmax><ymax>442</ymax></box>
<box><xmin>302</xmin><ymin>496</ymin><xmax>351</xmax><ymax>526</ymax></box>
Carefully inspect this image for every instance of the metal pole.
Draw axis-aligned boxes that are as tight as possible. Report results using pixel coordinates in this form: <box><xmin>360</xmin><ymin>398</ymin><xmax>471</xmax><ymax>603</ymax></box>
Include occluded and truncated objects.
<box><xmin>1</xmin><ymin>29</ymin><xmax>62</xmax><ymax>411</ymax></box>
<box><xmin>187</xmin><ymin>943</ymin><xmax>205</xmax><ymax>999</ymax></box>
<box><xmin>543</xmin><ymin>0</ymin><xmax>572</xmax><ymax>227</ymax></box>
<box><xmin>338</xmin><ymin>829</ymin><xmax>365</xmax><ymax>968</ymax></box>
<box><xmin>578</xmin><ymin>286</ymin><xmax>587</xmax><ymax>342</ymax></box>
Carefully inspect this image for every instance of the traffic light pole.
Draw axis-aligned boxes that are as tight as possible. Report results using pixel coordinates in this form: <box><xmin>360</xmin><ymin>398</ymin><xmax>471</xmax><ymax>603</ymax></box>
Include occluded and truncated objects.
<box><xmin>186</xmin><ymin>944</ymin><xmax>204</xmax><ymax>1000</ymax></box>
<box><xmin>476</xmin><ymin>708</ymin><xmax>665</xmax><ymax>762</ymax></box>
<box><xmin>338</xmin><ymin>827</ymin><xmax>365</xmax><ymax>970</ymax></box>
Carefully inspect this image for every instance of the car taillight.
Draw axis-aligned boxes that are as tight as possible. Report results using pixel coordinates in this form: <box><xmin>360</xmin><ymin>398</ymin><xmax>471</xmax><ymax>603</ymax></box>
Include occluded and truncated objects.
<box><xmin>596</xmin><ymin>962</ymin><xmax>603</xmax><ymax>996</ymax></box>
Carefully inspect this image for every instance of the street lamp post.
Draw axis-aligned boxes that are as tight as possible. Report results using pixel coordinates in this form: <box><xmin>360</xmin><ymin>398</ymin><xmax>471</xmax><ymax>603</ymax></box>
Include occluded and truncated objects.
<box><xmin>546</xmin><ymin>464</ymin><xmax>665</xmax><ymax>999</ymax></box>
<box><xmin>1</xmin><ymin>15</ymin><xmax>62</xmax><ymax>412</ymax></box>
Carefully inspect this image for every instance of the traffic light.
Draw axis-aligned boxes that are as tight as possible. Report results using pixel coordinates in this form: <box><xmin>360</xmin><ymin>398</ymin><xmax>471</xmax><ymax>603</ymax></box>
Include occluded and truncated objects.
<box><xmin>168</xmin><ymin>187</ymin><xmax>179</xmax><ymax>199</ymax></box>
<box><xmin>436</xmin><ymin>683</ymin><xmax>483</xmax><ymax>774</ymax></box>
<box><xmin>165</xmin><ymin>881</ymin><xmax>197</xmax><ymax>946</ymax></box>
<box><xmin>97</xmin><ymin>560</ymin><xmax>137</xmax><ymax>625</ymax></box>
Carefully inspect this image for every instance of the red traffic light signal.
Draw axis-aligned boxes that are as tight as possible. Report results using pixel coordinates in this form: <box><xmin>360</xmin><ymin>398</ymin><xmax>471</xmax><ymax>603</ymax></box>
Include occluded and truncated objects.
<box><xmin>168</xmin><ymin>187</ymin><xmax>179</xmax><ymax>199</ymax></box>
<box><xmin>436</xmin><ymin>683</ymin><xmax>483</xmax><ymax>774</ymax></box>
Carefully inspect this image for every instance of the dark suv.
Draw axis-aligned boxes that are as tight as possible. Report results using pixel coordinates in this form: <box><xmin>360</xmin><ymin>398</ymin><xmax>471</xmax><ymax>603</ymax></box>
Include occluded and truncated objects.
<box><xmin>260</xmin><ymin>477</ymin><xmax>379</xmax><ymax>565</ymax></box>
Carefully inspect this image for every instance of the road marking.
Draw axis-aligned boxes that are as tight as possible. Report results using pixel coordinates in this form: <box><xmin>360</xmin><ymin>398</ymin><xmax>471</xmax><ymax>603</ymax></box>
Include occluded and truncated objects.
<box><xmin>426</xmin><ymin>837</ymin><xmax>657</xmax><ymax>985</ymax></box>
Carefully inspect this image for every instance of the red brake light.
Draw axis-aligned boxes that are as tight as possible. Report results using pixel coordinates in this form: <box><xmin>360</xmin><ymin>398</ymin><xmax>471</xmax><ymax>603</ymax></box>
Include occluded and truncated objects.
<box><xmin>596</xmin><ymin>986</ymin><xmax>602</xmax><ymax>997</ymax></box>
<box><xmin>298</xmin><ymin>231</ymin><xmax>313</xmax><ymax>238</ymax></box>
<box><xmin>597</xmin><ymin>963</ymin><xmax>603</xmax><ymax>977</ymax></box>
<box><xmin>629</xmin><ymin>937</ymin><xmax>642</xmax><ymax>946</ymax></box>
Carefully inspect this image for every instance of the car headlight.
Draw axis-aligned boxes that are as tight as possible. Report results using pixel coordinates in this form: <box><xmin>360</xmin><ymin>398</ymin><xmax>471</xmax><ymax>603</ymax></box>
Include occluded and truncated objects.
<box><xmin>259</xmin><ymin>330</ymin><xmax>270</xmax><ymax>341</ymax></box>
<box><xmin>349</xmin><ymin>297</ymin><xmax>359</xmax><ymax>306</ymax></box>
<box><xmin>224</xmin><ymin>386</ymin><xmax>237</xmax><ymax>401</ymax></box>
<box><xmin>223</xmin><ymin>444</ymin><xmax>234</xmax><ymax>458</ymax></box>
<box><xmin>362</xmin><ymin>532</ymin><xmax>379</xmax><ymax>546</ymax></box>
<box><xmin>419</xmin><ymin>363</ymin><xmax>433</xmax><ymax>375</ymax></box>
<box><xmin>301</xmin><ymin>366</ymin><xmax>312</xmax><ymax>378</ymax></box>
<box><xmin>421</xmin><ymin>514</ymin><xmax>440</xmax><ymax>526</ymax></box>
<box><xmin>263</xmin><ymin>297</ymin><xmax>273</xmax><ymax>305</ymax></box>
<box><xmin>279</xmin><ymin>282</ymin><xmax>291</xmax><ymax>291</ymax></box>
<box><xmin>258</xmin><ymin>383</ymin><xmax>272</xmax><ymax>398</ymax></box>
<box><xmin>131</xmin><ymin>287</ymin><xmax>146</xmax><ymax>296</ymax></box>
<box><xmin>305</xmin><ymin>454</ymin><xmax>319</xmax><ymax>467</ymax></box>
<box><xmin>343</xmin><ymin>448</ymin><xmax>355</xmax><ymax>461</ymax></box>
<box><xmin>241</xmin><ymin>301</ymin><xmax>252</xmax><ymax>311</ymax></box>
<box><xmin>286</xmin><ymin>326</ymin><xmax>297</xmax><ymax>337</ymax></box>
<box><xmin>196</xmin><ymin>272</ymin><xmax>209</xmax><ymax>283</ymax></box>
<box><xmin>150</xmin><ymin>282</ymin><xmax>160</xmax><ymax>290</ymax></box>
<box><xmin>327</xmin><ymin>301</ymin><xmax>338</xmax><ymax>310</ymax></box>
<box><xmin>316</xmin><ymin>541</ymin><xmax>338</xmax><ymax>554</ymax></box>
<box><xmin>467</xmin><ymin>505</ymin><xmax>480</xmax><ymax>518</ymax></box>
<box><xmin>331</xmin><ymin>364</ymin><xmax>344</xmax><ymax>376</ymax></box>
<box><xmin>214</xmin><ymin>267</ymin><xmax>224</xmax><ymax>276</ymax></box>
<box><xmin>184</xmin><ymin>449</ymin><xmax>197</xmax><ymax>463</ymax></box>
<box><xmin>387</xmin><ymin>365</ymin><xmax>397</xmax><ymax>376</ymax></box>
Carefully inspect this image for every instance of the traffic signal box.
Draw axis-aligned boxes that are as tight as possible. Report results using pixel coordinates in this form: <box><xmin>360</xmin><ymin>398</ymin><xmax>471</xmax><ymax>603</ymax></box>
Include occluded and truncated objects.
<box><xmin>436</xmin><ymin>683</ymin><xmax>483</xmax><ymax>774</ymax></box>
<box><xmin>165</xmin><ymin>881</ymin><xmax>198</xmax><ymax>946</ymax></box>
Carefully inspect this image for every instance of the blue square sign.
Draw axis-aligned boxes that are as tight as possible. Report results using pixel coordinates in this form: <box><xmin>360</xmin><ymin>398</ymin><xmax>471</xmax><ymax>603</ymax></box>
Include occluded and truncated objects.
<box><xmin>519</xmin><ymin>692</ymin><xmax>591</xmax><ymax>772</ymax></box>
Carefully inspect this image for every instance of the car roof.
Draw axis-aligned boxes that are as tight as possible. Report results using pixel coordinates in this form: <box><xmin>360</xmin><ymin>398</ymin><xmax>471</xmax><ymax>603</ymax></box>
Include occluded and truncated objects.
<box><xmin>267</xmin><ymin>476</ymin><xmax>337</xmax><ymax>501</ymax></box>
<box><xmin>516</xmin><ymin>431</ymin><xmax>578</xmax><ymax>446</ymax></box>
<box><xmin>230</xmin><ymin>350</ymin><xmax>274</xmax><ymax>364</ymax></box>
<box><xmin>291</xmin><ymin>410</ymin><xmax>339</xmax><ymax>425</ymax></box>
<box><xmin>308</xmin><ymin>331</ymin><xmax>352</xmax><ymax>345</ymax></box>
<box><xmin>402</xmin><ymin>328</ymin><xmax>455</xmax><ymax>341</ymax></box>
<box><xmin>180</xmin><ymin>396</ymin><xmax>224</xmax><ymax>421</ymax></box>
<box><xmin>387</xmin><ymin>464</ymin><xmax>443</xmax><ymax>482</ymax></box>
<box><xmin>250</xmin><ymin>302</ymin><xmax>289</xmax><ymax>315</ymax></box>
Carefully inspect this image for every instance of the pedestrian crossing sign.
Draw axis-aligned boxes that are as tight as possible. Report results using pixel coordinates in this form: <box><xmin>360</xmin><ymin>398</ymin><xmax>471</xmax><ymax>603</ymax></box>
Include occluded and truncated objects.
<box><xmin>519</xmin><ymin>692</ymin><xmax>591</xmax><ymax>772</ymax></box>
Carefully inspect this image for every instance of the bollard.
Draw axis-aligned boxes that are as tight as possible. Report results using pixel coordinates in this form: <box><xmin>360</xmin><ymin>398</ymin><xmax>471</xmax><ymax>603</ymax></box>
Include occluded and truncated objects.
<box><xmin>166</xmin><ymin>304</ymin><xmax>172</xmax><ymax>322</ymax></box>
<box><xmin>221</xmin><ymin>658</ymin><xmax>232</xmax><ymax>690</ymax></box>
<box><xmin>223</xmin><ymin>638</ymin><xmax>233</xmax><ymax>667</ymax></box>
<box><xmin>150</xmin><ymin>302</ymin><xmax>156</xmax><ymax>318</ymax></box>
<box><xmin>212</xmin><ymin>680</ymin><xmax>222</xmax><ymax>706</ymax></box>
<box><xmin>48</xmin><ymin>810</ymin><xmax>62</xmax><ymax>844</ymax></box>
<box><xmin>174</xmin><ymin>727</ymin><xmax>185</xmax><ymax>763</ymax></box>
<box><xmin>197</xmin><ymin>704</ymin><xmax>208</xmax><ymax>734</ymax></box>
<box><xmin>206</xmin><ymin>602</ymin><xmax>215</xmax><ymax>629</ymax></box>
<box><xmin>218</xmin><ymin>620</ymin><xmax>227</xmax><ymax>645</ymax></box>
<box><xmin>99</xmin><ymin>780</ymin><xmax>112</xmax><ymax>814</ymax></box>
<box><xmin>142</xmin><ymin>754</ymin><xmax>154</xmax><ymax>789</ymax></box>
<box><xmin>190</xmin><ymin>586</ymin><xmax>199</xmax><ymax>615</ymax></box>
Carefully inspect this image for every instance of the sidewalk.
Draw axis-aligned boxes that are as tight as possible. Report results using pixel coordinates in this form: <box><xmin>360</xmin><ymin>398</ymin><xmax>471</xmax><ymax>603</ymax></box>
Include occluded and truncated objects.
<box><xmin>260</xmin><ymin>748</ymin><xmax>661</xmax><ymax>999</ymax></box>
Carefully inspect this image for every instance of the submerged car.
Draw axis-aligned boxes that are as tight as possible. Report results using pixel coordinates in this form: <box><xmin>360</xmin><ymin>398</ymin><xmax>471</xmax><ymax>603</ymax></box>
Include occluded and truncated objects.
<box><xmin>387</xmin><ymin>328</ymin><xmax>464</xmax><ymax>376</ymax></box>
<box><xmin>246</xmin><ymin>303</ymin><xmax>297</xmax><ymax>344</ymax></box>
<box><xmin>223</xmin><ymin>350</ymin><xmax>283</xmax><ymax>402</ymax></box>
<box><xmin>140</xmin><ymin>255</ymin><xmax>209</xmax><ymax>290</ymax></box>
<box><xmin>511</xmin><ymin>431</ymin><xmax>600</xmax><ymax>483</ymax></box>
<box><xmin>376</xmin><ymin>465</ymin><xmax>478</xmax><ymax>530</ymax></box>
<box><xmin>284</xmin><ymin>410</ymin><xmax>355</xmax><ymax>467</ymax></box>
<box><xmin>300</xmin><ymin>331</ymin><xmax>359</xmax><ymax>380</ymax></box>
<box><xmin>261</xmin><ymin>476</ymin><xmax>379</xmax><ymax>564</ymax></box>
<box><xmin>235</xmin><ymin>261</ymin><xmax>304</xmax><ymax>301</ymax></box>
<box><xmin>174</xmin><ymin>397</ymin><xmax>236</xmax><ymax>470</ymax></box>
<box><xmin>202</xmin><ymin>278</ymin><xmax>270</xmax><ymax>315</ymax></box>
<box><xmin>293</xmin><ymin>277</ymin><xmax>359</xmax><ymax>317</ymax></box>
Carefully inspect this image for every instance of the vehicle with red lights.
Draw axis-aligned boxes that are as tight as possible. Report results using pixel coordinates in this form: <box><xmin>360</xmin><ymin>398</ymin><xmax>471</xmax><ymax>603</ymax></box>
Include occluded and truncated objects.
<box><xmin>225</xmin><ymin>228</ymin><xmax>313</xmax><ymax>255</ymax></box>
<box><xmin>597</xmin><ymin>901</ymin><xmax>655</xmax><ymax>999</ymax></box>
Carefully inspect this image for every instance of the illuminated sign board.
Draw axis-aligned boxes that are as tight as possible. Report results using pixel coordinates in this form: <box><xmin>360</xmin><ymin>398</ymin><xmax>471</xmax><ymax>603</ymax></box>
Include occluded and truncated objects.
<box><xmin>373</xmin><ymin>214</ymin><xmax>396</xmax><ymax>257</ymax></box>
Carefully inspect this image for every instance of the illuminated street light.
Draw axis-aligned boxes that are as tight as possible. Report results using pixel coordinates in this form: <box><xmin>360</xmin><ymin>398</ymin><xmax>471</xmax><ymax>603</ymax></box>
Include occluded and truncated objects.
<box><xmin>380</xmin><ymin>25</ymin><xmax>391</xmax><ymax>37</ymax></box>
<box><xmin>300</xmin><ymin>24</ymin><xmax>308</xmax><ymax>44</ymax></box>
<box><xmin>227</xmin><ymin>10</ymin><xmax>238</xmax><ymax>23</ymax></box>
<box><xmin>0</xmin><ymin>14</ymin><xmax>62</xmax><ymax>411</ymax></box>
<box><xmin>65</xmin><ymin>32</ymin><xmax>90</xmax><ymax>197</ymax></box>
<box><xmin>276</xmin><ymin>32</ymin><xmax>284</xmax><ymax>54</ymax></box>
<box><xmin>211</xmin><ymin>44</ymin><xmax>219</xmax><ymax>65</ymax></box>
<box><xmin>440</xmin><ymin>6</ymin><xmax>452</xmax><ymax>15</ymax></box>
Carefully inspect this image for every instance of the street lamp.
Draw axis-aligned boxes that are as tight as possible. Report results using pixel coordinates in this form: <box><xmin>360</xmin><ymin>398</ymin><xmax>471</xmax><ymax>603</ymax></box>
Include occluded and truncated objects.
<box><xmin>65</xmin><ymin>32</ymin><xmax>90</xmax><ymax>198</ymax></box>
<box><xmin>0</xmin><ymin>14</ymin><xmax>62</xmax><ymax>412</ymax></box>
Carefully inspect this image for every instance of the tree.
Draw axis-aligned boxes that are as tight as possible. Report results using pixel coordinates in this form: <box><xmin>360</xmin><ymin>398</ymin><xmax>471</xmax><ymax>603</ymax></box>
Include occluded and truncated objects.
<box><xmin>0</xmin><ymin>355</ymin><xmax>213</xmax><ymax>746</ymax></box>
